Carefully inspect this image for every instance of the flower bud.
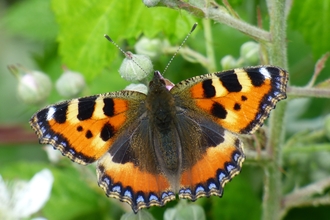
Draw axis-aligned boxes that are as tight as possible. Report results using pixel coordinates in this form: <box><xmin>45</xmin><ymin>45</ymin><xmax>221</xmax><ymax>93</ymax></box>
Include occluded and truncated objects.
<box><xmin>9</xmin><ymin>65</ymin><xmax>52</xmax><ymax>105</ymax></box>
<box><xmin>124</xmin><ymin>83</ymin><xmax>148</xmax><ymax>94</ymax></box>
<box><xmin>240</xmin><ymin>41</ymin><xmax>260</xmax><ymax>65</ymax></box>
<box><xmin>119</xmin><ymin>51</ymin><xmax>153</xmax><ymax>82</ymax></box>
<box><xmin>142</xmin><ymin>0</ymin><xmax>160</xmax><ymax>7</ymax></box>
<box><xmin>55</xmin><ymin>69</ymin><xmax>86</xmax><ymax>98</ymax></box>
<box><xmin>220</xmin><ymin>55</ymin><xmax>237</xmax><ymax>70</ymax></box>
<box><xmin>135</xmin><ymin>37</ymin><xmax>163</xmax><ymax>60</ymax></box>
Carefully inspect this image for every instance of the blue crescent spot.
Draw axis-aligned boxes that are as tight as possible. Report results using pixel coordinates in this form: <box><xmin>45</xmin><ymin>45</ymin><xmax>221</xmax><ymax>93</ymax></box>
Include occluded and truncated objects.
<box><xmin>226</xmin><ymin>164</ymin><xmax>235</xmax><ymax>172</ymax></box>
<box><xmin>267</xmin><ymin>95</ymin><xmax>273</xmax><ymax>101</ymax></box>
<box><xmin>161</xmin><ymin>192</ymin><xmax>169</xmax><ymax>199</ymax></box>
<box><xmin>233</xmin><ymin>153</ymin><xmax>239</xmax><ymax>162</ymax></box>
<box><xmin>124</xmin><ymin>190</ymin><xmax>132</xmax><ymax>198</ymax></box>
<box><xmin>195</xmin><ymin>186</ymin><xmax>205</xmax><ymax>193</ymax></box>
<box><xmin>112</xmin><ymin>186</ymin><xmax>121</xmax><ymax>193</ymax></box>
<box><xmin>184</xmin><ymin>189</ymin><xmax>192</xmax><ymax>194</ymax></box>
<box><xmin>102</xmin><ymin>177</ymin><xmax>110</xmax><ymax>185</ymax></box>
<box><xmin>137</xmin><ymin>195</ymin><xmax>145</xmax><ymax>203</ymax></box>
<box><xmin>273</xmin><ymin>91</ymin><xmax>280</xmax><ymax>96</ymax></box>
<box><xmin>218</xmin><ymin>172</ymin><xmax>226</xmax><ymax>182</ymax></box>
<box><xmin>208</xmin><ymin>182</ymin><xmax>217</xmax><ymax>190</ymax></box>
<box><xmin>40</xmin><ymin>126</ymin><xmax>46</xmax><ymax>133</ymax></box>
<box><xmin>149</xmin><ymin>194</ymin><xmax>159</xmax><ymax>202</ymax></box>
<box><xmin>256</xmin><ymin>113</ymin><xmax>262</xmax><ymax>120</ymax></box>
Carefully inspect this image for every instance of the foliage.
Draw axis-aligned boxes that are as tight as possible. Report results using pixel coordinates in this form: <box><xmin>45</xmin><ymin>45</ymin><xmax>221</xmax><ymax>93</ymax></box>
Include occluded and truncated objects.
<box><xmin>1</xmin><ymin>0</ymin><xmax>330</xmax><ymax>219</ymax></box>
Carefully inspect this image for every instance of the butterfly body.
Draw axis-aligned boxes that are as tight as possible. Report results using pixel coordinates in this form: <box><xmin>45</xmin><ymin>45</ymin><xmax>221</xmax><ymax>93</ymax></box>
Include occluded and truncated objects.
<box><xmin>146</xmin><ymin>72</ymin><xmax>181</xmax><ymax>176</ymax></box>
<box><xmin>30</xmin><ymin>65</ymin><xmax>288</xmax><ymax>213</ymax></box>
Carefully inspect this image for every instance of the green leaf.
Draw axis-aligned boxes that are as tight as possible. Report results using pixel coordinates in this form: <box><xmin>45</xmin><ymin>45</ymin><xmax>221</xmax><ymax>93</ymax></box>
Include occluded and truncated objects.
<box><xmin>289</xmin><ymin>0</ymin><xmax>330</xmax><ymax>60</ymax></box>
<box><xmin>51</xmin><ymin>0</ymin><xmax>195</xmax><ymax>80</ymax></box>
<box><xmin>209</xmin><ymin>167</ymin><xmax>262</xmax><ymax>220</ymax></box>
<box><xmin>3</xmin><ymin>0</ymin><xmax>58</xmax><ymax>41</ymax></box>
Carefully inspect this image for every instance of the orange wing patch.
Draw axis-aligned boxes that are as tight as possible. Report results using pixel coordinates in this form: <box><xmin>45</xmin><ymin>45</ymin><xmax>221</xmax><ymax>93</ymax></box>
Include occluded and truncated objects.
<box><xmin>97</xmin><ymin>153</ymin><xmax>175</xmax><ymax>213</ymax></box>
<box><xmin>179</xmin><ymin>130</ymin><xmax>244</xmax><ymax>200</ymax></box>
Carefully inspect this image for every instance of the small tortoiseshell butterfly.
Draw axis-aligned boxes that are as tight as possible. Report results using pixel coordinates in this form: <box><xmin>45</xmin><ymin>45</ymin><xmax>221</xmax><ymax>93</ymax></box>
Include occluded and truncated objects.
<box><xmin>30</xmin><ymin>65</ymin><xmax>288</xmax><ymax>213</ymax></box>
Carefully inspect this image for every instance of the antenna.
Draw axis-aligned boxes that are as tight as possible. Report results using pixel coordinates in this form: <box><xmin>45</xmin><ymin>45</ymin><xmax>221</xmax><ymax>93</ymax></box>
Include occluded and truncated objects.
<box><xmin>104</xmin><ymin>34</ymin><xmax>148</xmax><ymax>75</ymax></box>
<box><xmin>104</xmin><ymin>22</ymin><xmax>198</xmax><ymax>77</ymax></box>
<box><xmin>162</xmin><ymin>22</ymin><xmax>198</xmax><ymax>75</ymax></box>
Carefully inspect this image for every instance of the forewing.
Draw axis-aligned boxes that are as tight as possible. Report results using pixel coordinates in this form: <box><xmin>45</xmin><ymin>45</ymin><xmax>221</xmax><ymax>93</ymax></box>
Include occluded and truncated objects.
<box><xmin>29</xmin><ymin>90</ymin><xmax>145</xmax><ymax>165</ymax></box>
<box><xmin>172</xmin><ymin>65</ymin><xmax>288</xmax><ymax>134</ymax></box>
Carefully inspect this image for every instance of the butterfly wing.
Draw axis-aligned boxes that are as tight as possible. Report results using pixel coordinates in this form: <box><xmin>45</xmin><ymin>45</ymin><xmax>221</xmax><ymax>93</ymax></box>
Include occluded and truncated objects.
<box><xmin>173</xmin><ymin>65</ymin><xmax>288</xmax><ymax>134</ymax></box>
<box><xmin>30</xmin><ymin>91</ymin><xmax>144</xmax><ymax>165</ymax></box>
<box><xmin>173</xmin><ymin>110</ymin><xmax>244</xmax><ymax>200</ymax></box>
<box><xmin>97</xmin><ymin>118</ymin><xmax>175</xmax><ymax>213</ymax></box>
<box><xmin>171</xmin><ymin>65</ymin><xmax>288</xmax><ymax>199</ymax></box>
<box><xmin>30</xmin><ymin>90</ymin><xmax>175</xmax><ymax>212</ymax></box>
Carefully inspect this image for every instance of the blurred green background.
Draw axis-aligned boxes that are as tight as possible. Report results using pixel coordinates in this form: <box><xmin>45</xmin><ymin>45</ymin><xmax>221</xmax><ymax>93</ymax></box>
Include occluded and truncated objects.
<box><xmin>1</xmin><ymin>0</ymin><xmax>330</xmax><ymax>219</ymax></box>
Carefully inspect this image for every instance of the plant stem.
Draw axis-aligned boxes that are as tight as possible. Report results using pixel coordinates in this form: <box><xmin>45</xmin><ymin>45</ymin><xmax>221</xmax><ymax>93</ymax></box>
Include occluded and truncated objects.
<box><xmin>287</xmin><ymin>86</ymin><xmax>330</xmax><ymax>98</ymax></box>
<box><xmin>207</xmin><ymin>7</ymin><xmax>271</xmax><ymax>42</ymax></box>
<box><xmin>262</xmin><ymin>0</ymin><xmax>288</xmax><ymax>219</ymax></box>
<box><xmin>163</xmin><ymin>46</ymin><xmax>209</xmax><ymax>69</ymax></box>
<box><xmin>161</xmin><ymin>1</ymin><xmax>271</xmax><ymax>42</ymax></box>
<box><xmin>280</xmin><ymin>177</ymin><xmax>330</xmax><ymax>218</ymax></box>
<box><xmin>202</xmin><ymin>19</ymin><xmax>217</xmax><ymax>72</ymax></box>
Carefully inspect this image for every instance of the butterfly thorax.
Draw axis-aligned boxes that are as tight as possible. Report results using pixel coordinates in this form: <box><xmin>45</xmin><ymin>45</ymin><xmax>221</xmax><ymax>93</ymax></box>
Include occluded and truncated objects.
<box><xmin>145</xmin><ymin>71</ymin><xmax>181</xmax><ymax>175</ymax></box>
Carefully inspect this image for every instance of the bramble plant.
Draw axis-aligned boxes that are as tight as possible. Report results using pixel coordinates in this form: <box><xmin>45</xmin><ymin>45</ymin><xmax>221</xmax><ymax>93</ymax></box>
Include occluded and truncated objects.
<box><xmin>1</xmin><ymin>0</ymin><xmax>330</xmax><ymax>220</ymax></box>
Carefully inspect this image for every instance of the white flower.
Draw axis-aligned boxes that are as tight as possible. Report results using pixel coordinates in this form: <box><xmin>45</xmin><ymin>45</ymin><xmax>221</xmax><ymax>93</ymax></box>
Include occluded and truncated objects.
<box><xmin>0</xmin><ymin>169</ymin><xmax>54</xmax><ymax>220</ymax></box>
<box><xmin>43</xmin><ymin>145</ymin><xmax>63</xmax><ymax>163</ymax></box>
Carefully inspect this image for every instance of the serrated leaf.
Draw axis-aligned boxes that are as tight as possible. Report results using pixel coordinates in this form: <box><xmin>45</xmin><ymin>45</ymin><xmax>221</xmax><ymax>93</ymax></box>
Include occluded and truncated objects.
<box><xmin>51</xmin><ymin>0</ymin><xmax>195</xmax><ymax>80</ymax></box>
<box><xmin>289</xmin><ymin>1</ymin><xmax>330</xmax><ymax>60</ymax></box>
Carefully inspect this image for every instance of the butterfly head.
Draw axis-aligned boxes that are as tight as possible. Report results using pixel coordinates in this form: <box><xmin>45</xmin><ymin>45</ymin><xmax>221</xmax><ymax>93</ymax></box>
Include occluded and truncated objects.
<box><xmin>149</xmin><ymin>71</ymin><xmax>175</xmax><ymax>92</ymax></box>
<box><xmin>148</xmin><ymin>71</ymin><xmax>166</xmax><ymax>92</ymax></box>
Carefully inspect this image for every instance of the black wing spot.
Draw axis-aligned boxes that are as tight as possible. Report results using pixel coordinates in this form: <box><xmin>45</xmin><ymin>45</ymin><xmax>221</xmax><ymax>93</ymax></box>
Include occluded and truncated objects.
<box><xmin>103</xmin><ymin>98</ymin><xmax>115</xmax><ymax>116</ymax></box>
<box><xmin>211</xmin><ymin>102</ymin><xmax>227</xmax><ymax>119</ymax></box>
<box><xmin>234</xmin><ymin>103</ymin><xmax>241</xmax><ymax>111</ymax></box>
<box><xmin>202</xmin><ymin>79</ymin><xmax>216</xmax><ymax>98</ymax></box>
<box><xmin>100</xmin><ymin>123</ymin><xmax>114</xmax><ymax>142</ymax></box>
<box><xmin>246</xmin><ymin>69</ymin><xmax>265</xmax><ymax>87</ymax></box>
<box><xmin>85</xmin><ymin>130</ymin><xmax>93</xmax><ymax>139</ymax></box>
<box><xmin>77</xmin><ymin>126</ymin><xmax>83</xmax><ymax>132</ymax></box>
<box><xmin>241</xmin><ymin>95</ymin><xmax>247</xmax><ymax>101</ymax></box>
<box><xmin>77</xmin><ymin>96</ymin><xmax>97</xmax><ymax>121</ymax></box>
<box><xmin>219</xmin><ymin>73</ymin><xmax>242</xmax><ymax>92</ymax></box>
<box><xmin>53</xmin><ymin>103</ymin><xmax>68</xmax><ymax>124</ymax></box>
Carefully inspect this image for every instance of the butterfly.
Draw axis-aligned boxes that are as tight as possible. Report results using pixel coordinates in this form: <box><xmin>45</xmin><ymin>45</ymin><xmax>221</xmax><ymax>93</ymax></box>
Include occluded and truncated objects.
<box><xmin>30</xmin><ymin>65</ymin><xmax>288</xmax><ymax>213</ymax></box>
